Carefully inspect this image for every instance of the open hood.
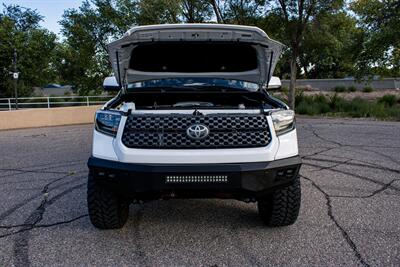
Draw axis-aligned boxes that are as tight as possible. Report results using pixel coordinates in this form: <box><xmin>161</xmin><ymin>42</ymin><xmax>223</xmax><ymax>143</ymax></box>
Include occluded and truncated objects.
<box><xmin>107</xmin><ymin>24</ymin><xmax>284</xmax><ymax>88</ymax></box>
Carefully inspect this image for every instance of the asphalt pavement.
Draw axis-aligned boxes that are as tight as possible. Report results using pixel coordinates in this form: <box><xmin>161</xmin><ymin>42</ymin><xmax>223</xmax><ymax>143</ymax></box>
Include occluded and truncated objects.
<box><xmin>0</xmin><ymin>118</ymin><xmax>399</xmax><ymax>266</ymax></box>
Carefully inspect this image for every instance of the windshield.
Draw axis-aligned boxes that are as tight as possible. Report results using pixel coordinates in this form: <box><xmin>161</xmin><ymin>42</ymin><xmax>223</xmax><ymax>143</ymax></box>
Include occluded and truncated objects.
<box><xmin>127</xmin><ymin>78</ymin><xmax>259</xmax><ymax>92</ymax></box>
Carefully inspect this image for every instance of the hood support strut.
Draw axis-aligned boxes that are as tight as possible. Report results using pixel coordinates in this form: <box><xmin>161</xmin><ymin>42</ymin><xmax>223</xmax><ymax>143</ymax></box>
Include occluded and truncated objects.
<box><xmin>265</xmin><ymin>51</ymin><xmax>274</xmax><ymax>91</ymax></box>
<box><xmin>115</xmin><ymin>50</ymin><xmax>122</xmax><ymax>89</ymax></box>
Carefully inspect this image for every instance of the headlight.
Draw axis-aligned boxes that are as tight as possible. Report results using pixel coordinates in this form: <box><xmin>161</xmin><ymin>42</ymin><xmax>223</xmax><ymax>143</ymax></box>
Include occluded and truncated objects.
<box><xmin>271</xmin><ymin>110</ymin><xmax>295</xmax><ymax>135</ymax></box>
<box><xmin>95</xmin><ymin>110</ymin><xmax>121</xmax><ymax>137</ymax></box>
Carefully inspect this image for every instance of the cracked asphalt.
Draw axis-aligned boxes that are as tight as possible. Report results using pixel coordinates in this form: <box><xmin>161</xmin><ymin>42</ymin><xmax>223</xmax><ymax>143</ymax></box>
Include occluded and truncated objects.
<box><xmin>0</xmin><ymin>117</ymin><xmax>399</xmax><ymax>266</ymax></box>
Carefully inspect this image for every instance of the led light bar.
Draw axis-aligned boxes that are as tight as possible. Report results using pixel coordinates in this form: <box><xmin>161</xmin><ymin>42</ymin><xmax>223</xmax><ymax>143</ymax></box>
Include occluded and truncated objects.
<box><xmin>165</xmin><ymin>175</ymin><xmax>228</xmax><ymax>184</ymax></box>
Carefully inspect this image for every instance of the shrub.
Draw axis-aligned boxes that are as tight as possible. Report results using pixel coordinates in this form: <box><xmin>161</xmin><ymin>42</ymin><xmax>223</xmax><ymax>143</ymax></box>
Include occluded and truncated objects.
<box><xmin>296</xmin><ymin>101</ymin><xmax>319</xmax><ymax>115</ymax></box>
<box><xmin>347</xmin><ymin>86</ymin><xmax>357</xmax><ymax>92</ymax></box>
<box><xmin>294</xmin><ymin>89</ymin><xmax>305</xmax><ymax>105</ymax></box>
<box><xmin>314</xmin><ymin>94</ymin><xmax>328</xmax><ymax>103</ymax></box>
<box><xmin>362</xmin><ymin>86</ymin><xmax>374</xmax><ymax>93</ymax></box>
<box><xmin>329</xmin><ymin>93</ymin><xmax>345</xmax><ymax>111</ymax></box>
<box><xmin>344</xmin><ymin>97</ymin><xmax>373</xmax><ymax>117</ymax></box>
<box><xmin>294</xmin><ymin>94</ymin><xmax>400</xmax><ymax>121</ymax></box>
<box><xmin>378</xmin><ymin>95</ymin><xmax>397</xmax><ymax>107</ymax></box>
<box><xmin>295</xmin><ymin>94</ymin><xmax>330</xmax><ymax>115</ymax></box>
<box><xmin>334</xmin><ymin>85</ymin><xmax>346</xmax><ymax>92</ymax></box>
<box><xmin>386</xmin><ymin>106</ymin><xmax>400</xmax><ymax>119</ymax></box>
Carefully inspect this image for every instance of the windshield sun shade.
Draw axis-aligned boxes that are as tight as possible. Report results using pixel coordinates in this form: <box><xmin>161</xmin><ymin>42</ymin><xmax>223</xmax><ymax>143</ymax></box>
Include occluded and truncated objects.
<box><xmin>129</xmin><ymin>43</ymin><xmax>258</xmax><ymax>73</ymax></box>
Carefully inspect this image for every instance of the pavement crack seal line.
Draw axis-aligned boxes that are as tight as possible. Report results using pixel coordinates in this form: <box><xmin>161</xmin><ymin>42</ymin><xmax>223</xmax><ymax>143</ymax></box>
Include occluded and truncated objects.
<box><xmin>302</xmin><ymin>162</ymin><xmax>400</xmax><ymax>192</ymax></box>
<box><xmin>22</xmin><ymin>159</ymin><xmax>85</xmax><ymax>171</ymax></box>
<box><xmin>0</xmin><ymin>175</ymin><xmax>85</xmax><ymax>223</ymax></box>
<box><xmin>307</xmin><ymin>125</ymin><xmax>400</xmax><ymax>166</ymax></box>
<box><xmin>354</xmin><ymin>146</ymin><xmax>400</xmax><ymax>166</ymax></box>
<box><xmin>301</xmin><ymin>147</ymin><xmax>338</xmax><ymax>160</ymax></box>
<box><xmin>308</xmin><ymin>126</ymin><xmax>400</xmax><ymax>149</ymax></box>
<box><xmin>0</xmin><ymin>181</ymin><xmax>84</xmax><ymax>239</ymax></box>
<box><xmin>12</xmin><ymin>182</ymin><xmax>86</xmax><ymax>267</ymax></box>
<box><xmin>23</xmin><ymin>133</ymin><xmax>47</xmax><ymax>138</ymax></box>
<box><xmin>0</xmin><ymin>161</ymin><xmax>85</xmax><ymax>179</ymax></box>
<box><xmin>302</xmin><ymin>157</ymin><xmax>400</xmax><ymax>174</ymax></box>
<box><xmin>0</xmin><ymin>214</ymin><xmax>88</xmax><ymax>238</ymax></box>
<box><xmin>0</xmin><ymin>171</ymin><xmax>87</xmax><ymax>187</ymax></box>
<box><xmin>302</xmin><ymin>159</ymin><xmax>400</xmax><ymax>196</ymax></box>
<box><xmin>307</xmin><ymin>159</ymin><xmax>353</xmax><ymax>172</ymax></box>
<box><xmin>299</xmin><ymin>120</ymin><xmax>399</xmax><ymax>128</ymax></box>
<box><xmin>301</xmin><ymin>175</ymin><xmax>370</xmax><ymax>267</ymax></box>
<box><xmin>34</xmin><ymin>214</ymin><xmax>88</xmax><ymax>228</ymax></box>
<box><xmin>0</xmin><ymin>174</ymin><xmax>85</xmax><ymax>238</ymax></box>
<box><xmin>0</xmin><ymin>169</ymin><xmax>68</xmax><ymax>179</ymax></box>
<box><xmin>0</xmin><ymin>172</ymin><xmax>79</xmax><ymax>233</ymax></box>
<box><xmin>329</xmin><ymin>179</ymin><xmax>400</xmax><ymax>199</ymax></box>
<box><xmin>310</xmin><ymin>128</ymin><xmax>344</xmax><ymax>147</ymax></box>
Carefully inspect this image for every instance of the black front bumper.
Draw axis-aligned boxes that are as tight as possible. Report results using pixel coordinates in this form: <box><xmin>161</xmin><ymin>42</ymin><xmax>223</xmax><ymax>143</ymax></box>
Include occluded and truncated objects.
<box><xmin>87</xmin><ymin>156</ymin><xmax>301</xmax><ymax>200</ymax></box>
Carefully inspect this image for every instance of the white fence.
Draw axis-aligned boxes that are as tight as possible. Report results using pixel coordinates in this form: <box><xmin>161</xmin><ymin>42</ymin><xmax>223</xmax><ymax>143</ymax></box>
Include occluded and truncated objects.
<box><xmin>0</xmin><ymin>95</ymin><xmax>113</xmax><ymax>111</ymax></box>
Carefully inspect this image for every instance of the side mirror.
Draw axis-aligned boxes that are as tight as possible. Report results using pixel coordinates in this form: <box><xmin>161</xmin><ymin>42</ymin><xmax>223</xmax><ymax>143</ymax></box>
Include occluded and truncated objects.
<box><xmin>268</xmin><ymin>76</ymin><xmax>281</xmax><ymax>90</ymax></box>
<box><xmin>103</xmin><ymin>76</ymin><xmax>120</xmax><ymax>91</ymax></box>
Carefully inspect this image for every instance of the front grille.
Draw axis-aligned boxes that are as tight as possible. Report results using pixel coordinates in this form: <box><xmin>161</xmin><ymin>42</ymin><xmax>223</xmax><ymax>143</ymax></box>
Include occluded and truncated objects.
<box><xmin>122</xmin><ymin>113</ymin><xmax>271</xmax><ymax>149</ymax></box>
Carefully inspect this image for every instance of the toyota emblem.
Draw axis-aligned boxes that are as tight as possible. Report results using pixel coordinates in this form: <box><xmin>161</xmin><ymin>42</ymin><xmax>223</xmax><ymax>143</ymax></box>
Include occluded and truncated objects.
<box><xmin>186</xmin><ymin>124</ymin><xmax>210</xmax><ymax>140</ymax></box>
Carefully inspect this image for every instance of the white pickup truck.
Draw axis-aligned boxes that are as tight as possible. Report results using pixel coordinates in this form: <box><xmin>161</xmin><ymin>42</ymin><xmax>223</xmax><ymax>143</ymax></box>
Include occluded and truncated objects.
<box><xmin>87</xmin><ymin>24</ymin><xmax>301</xmax><ymax>229</ymax></box>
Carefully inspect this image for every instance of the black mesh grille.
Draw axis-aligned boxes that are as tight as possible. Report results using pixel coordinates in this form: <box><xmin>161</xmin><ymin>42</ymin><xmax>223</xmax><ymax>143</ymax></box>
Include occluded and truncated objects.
<box><xmin>122</xmin><ymin>113</ymin><xmax>271</xmax><ymax>149</ymax></box>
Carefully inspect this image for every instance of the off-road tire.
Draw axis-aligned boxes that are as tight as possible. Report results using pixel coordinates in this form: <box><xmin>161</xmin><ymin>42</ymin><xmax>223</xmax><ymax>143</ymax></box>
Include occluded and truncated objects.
<box><xmin>257</xmin><ymin>176</ymin><xmax>301</xmax><ymax>227</ymax></box>
<box><xmin>87</xmin><ymin>172</ymin><xmax>129</xmax><ymax>229</ymax></box>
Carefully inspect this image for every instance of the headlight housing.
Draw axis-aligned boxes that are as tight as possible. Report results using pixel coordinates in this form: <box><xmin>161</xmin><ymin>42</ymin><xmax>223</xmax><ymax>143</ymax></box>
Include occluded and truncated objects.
<box><xmin>271</xmin><ymin>110</ymin><xmax>295</xmax><ymax>136</ymax></box>
<box><xmin>95</xmin><ymin>110</ymin><xmax>121</xmax><ymax>137</ymax></box>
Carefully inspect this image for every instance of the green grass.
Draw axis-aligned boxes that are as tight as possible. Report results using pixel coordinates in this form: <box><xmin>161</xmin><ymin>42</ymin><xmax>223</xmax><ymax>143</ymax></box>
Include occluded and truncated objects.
<box><xmin>347</xmin><ymin>86</ymin><xmax>357</xmax><ymax>92</ymax></box>
<box><xmin>334</xmin><ymin>85</ymin><xmax>346</xmax><ymax>92</ymax></box>
<box><xmin>295</xmin><ymin>93</ymin><xmax>400</xmax><ymax>120</ymax></box>
<box><xmin>378</xmin><ymin>94</ymin><xmax>397</xmax><ymax>107</ymax></box>
<box><xmin>362</xmin><ymin>86</ymin><xmax>374</xmax><ymax>93</ymax></box>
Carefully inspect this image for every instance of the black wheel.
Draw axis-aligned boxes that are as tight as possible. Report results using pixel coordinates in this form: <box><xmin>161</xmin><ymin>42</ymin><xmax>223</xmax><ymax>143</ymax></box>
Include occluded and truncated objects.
<box><xmin>257</xmin><ymin>176</ymin><xmax>301</xmax><ymax>227</ymax></box>
<box><xmin>87</xmin><ymin>172</ymin><xmax>129</xmax><ymax>229</ymax></box>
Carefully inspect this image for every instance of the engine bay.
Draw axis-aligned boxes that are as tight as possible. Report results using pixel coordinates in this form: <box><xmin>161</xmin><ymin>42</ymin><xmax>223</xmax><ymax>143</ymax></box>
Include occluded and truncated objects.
<box><xmin>109</xmin><ymin>91</ymin><xmax>284</xmax><ymax>110</ymax></box>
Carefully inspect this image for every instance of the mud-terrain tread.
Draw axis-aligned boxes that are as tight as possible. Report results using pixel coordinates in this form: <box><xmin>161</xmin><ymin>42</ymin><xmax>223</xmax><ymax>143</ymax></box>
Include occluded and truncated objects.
<box><xmin>258</xmin><ymin>176</ymin><xmax>301</xmax><ymax>227</ymax></box>
<box><xmin>87</xmin><ymin>173</ymin><xmax>129</xmax><ymax>229</ymax></box>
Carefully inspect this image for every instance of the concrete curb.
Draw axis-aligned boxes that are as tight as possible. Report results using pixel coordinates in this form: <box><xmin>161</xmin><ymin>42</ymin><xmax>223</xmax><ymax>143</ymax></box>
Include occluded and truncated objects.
<box><xmin>0</xmin><ymin>106</ymin><xmax>101</xmax><ymax>130</ymax></box>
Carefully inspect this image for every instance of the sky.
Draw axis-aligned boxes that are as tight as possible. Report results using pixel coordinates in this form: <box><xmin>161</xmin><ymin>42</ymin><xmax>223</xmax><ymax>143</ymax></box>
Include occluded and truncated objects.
<box><xmin>1</xmin><ymin>0</ymin><xmax>83</xmax><ymax>35</ymax></box>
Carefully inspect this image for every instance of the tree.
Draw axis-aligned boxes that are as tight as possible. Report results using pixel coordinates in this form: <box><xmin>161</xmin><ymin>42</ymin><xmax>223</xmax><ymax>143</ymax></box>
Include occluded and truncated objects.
<box><xmin>299</xmin><ymin>11</ymin><xmax>364</xmax><ymax>78</ymax></box>
<box><xmin>136</xmin><ymin>0</ymin><xmax>181</xmax><ymax>25</ymax></box>
<box><xmin>59</xmin><ymin>0</ymin><xmax>214</xmax><ymax>94</ymax></box>
<box><xmin>59</xmin><ymin>0</ymin><xmax>140</xmax><ymax>94</ymax></box>
<box><xmin>137</xmin><ymin>0</ymin><xmax>214</xmax><ymax>24</ymax></box>
<box><xmin>264</xmin><ymin>0</ymin><xmax>343</xmax><ymax>109</ymax></box>
<box><xmin>0</xmin><ymin>5</ymin><xmax>57</xmax><ymax>97</ymax></box>
<box><xmin>209</xmin><ymin>0</ymin><xmax>224</xmax><ymax>23</ymax></box>
<box><xmin>223</xmin><ymin>0</ymin><xmax>266</xmax><ymax>25</ymax></box>
<box><xmin>351</xmin><ymin>0</ymin><xmax>400</xmax><ymax>77</ymax></box>
<box><xmin>181</xmin><ymin>0</ymin><xmax>213</xmax><ymax>23</ymax></box>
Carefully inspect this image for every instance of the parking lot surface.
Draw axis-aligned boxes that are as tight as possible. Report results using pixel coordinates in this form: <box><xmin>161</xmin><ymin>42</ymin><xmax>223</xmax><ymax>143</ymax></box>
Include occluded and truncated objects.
<box><xmin>0</xmin><ymin>118</ymin><xmax>399</xmax><ymax>266</ymax></box>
